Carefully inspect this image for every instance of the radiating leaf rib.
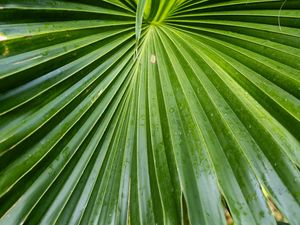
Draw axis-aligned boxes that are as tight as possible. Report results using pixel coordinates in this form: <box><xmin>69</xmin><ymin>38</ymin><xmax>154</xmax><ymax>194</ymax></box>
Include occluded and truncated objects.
<box><xmin>155</xmin><ymin>27</ymin><xmax>229</xmax><ymax>225</ymax></box>
<box><xmin>174</xmin><ymin>0</ymin><xmax>291</xmax><ymax>14</ymax></box>
<box><xmin>0</xmin><ymin>28</ymin><xmax>135</xmax><ymax>114</ymax></box>
<box><xmin>0</xmin><ymin>47</ymin><xmax>135</xmax><ymax>196</ymax></box>
<box><xmin>168</xmin><ymin>25</ymin><xmax>300</xmax><ymax>70</ymax></box>
<box><xmin>162</xmin><ymin>27</ymin><xmax>300</xmax><ymax>224</ymax></box>
<box><xmin>0</xmin><ymin>20</ymin><xmax>134</xmax><ymax>41</ymax></box>
<box><xmin>150</xmin><ymin>27</ymin><xmax>228</xmax><ymax>225</ymax></box>
<box><xmin>146</xmin><ymin>29</ymin><xmax>181</xmax><ymax>225</ymax></box>
<box><xmin>56</xmin><ymin>90</ymin><xmax>131</xmax><ymax>225</ymax></box>
<box><xmin>0</xmin><ymin>1</ymin><xmax>299</xmax><ymax>225</ymax></box>
<box><xmin>167</xmin><ymin>25</ymin><xmax>300</xmax><ymax>136</ymax></box>
<box><xmin>136</xmin><ymin>0</ymin><xmax>147</xmax><ymax>41</ymax></box>
<box><xmin>72</xmin><ymin>93</ymin><xmax>131</xmax><ymax>225</ymax></box>
<box><xmin>155</xmin><ymin>25</ymin><xmax>264</xmax><ymax>224</ymax></box>
<box><xmin>0</xmin><ymin>35</ymin><xmax>135</xmax><ymax>155</ymax></box>
<box><xmin>1</xmin><ymin>0</ymin><xmax>135</xmax><ymax>16</ymax></box>
<box><xmin>85</xmin><ymin>88</ymin><xmax>133</xmax><ymax>225</ymax></box>
<box><xmin>32</xmin><ymin>63</ymin><xmax>134</xmax><ymax>225</ymax></box>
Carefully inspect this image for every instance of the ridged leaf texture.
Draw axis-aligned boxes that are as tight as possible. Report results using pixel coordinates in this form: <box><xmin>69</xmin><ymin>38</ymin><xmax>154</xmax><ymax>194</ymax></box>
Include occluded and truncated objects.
<box><xmin>0</xmin><ymin>0</ymin><xmax>299</xmax><ymax>225</ymax></box>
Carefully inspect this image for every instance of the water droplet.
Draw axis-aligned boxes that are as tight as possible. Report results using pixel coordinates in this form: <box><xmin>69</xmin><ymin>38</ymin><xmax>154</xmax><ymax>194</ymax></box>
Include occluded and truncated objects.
<box><xmin>150</xmin><ymin>54</ymin><xmax>156</xmax><ymax>64</ymax></box>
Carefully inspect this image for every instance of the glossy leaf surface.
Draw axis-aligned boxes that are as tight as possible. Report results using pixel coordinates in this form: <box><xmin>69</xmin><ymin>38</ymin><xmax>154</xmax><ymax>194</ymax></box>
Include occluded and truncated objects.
<box><xmin>0</xmin><ymin>0</ymin><xmax>299</xmax><ymax>224</ymax></box>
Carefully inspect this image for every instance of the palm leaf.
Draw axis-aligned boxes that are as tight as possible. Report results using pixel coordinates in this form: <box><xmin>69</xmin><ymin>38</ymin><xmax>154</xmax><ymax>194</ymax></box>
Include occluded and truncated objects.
<box><xmin>0</xmin><ymin>0</ymin><xmax>299</xmax><ymax>224</ymax></box>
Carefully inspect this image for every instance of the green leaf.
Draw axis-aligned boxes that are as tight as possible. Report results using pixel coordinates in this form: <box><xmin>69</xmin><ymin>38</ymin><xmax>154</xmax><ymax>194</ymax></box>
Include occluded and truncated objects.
<box><xmin>136</xmin><ymin>0</ymin><xmax>147</xmax><ymax>40</ymax></box>
<box><xmin>0</xmin><ymin>1</ymin><xmax>299</xmax><ymax>225</ymax></box>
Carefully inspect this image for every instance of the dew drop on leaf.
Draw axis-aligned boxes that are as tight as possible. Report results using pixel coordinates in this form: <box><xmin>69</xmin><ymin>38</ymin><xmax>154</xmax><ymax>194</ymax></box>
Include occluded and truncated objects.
<box><xmin>150</xmin><ymin>54</ymin><xmax>156</xmax><ymax>64</ymax></box>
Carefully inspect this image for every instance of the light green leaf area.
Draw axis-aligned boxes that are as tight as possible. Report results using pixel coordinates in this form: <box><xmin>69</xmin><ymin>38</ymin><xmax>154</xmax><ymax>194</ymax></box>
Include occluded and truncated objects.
<box><xmin>0</xmin><ymin>0</ymin><xmax>299</xmax><ymax>225</ymax></box>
